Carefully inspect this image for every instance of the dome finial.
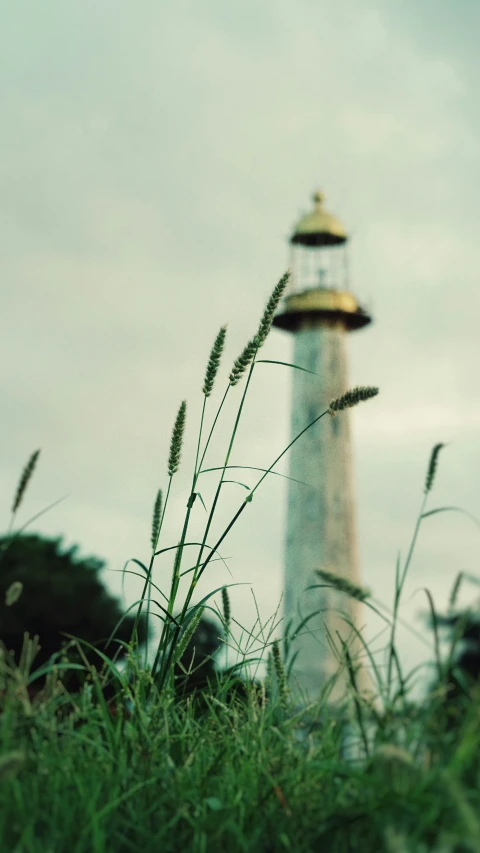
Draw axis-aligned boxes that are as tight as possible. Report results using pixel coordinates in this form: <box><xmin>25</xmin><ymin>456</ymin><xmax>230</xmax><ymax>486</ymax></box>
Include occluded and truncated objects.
<box><xmin>291</xmin><ymin>190</ymin><xmax>347</xmax><ymax>246</ymax></box>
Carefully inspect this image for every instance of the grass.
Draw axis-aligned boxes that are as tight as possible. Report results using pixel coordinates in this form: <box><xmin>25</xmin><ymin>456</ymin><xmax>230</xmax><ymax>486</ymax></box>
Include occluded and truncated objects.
<box><xmin>1</xmin><ymin>272</ymin><xmax>480</xmax><ymax>852</ymax></box>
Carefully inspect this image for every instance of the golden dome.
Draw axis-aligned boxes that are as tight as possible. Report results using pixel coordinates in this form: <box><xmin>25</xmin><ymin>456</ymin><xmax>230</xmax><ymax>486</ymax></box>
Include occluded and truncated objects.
<box><xmin>291</xmin><ymin>191</ymin><xmax>347</xmax><ymax>246</ymax></box>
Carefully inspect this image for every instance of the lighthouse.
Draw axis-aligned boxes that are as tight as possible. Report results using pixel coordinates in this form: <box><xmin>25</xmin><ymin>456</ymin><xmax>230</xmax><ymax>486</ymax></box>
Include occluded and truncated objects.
<box><xmin>273</xmin><ymin>191</ymin><xmax>372</xmax><ymax>707</ymax></box>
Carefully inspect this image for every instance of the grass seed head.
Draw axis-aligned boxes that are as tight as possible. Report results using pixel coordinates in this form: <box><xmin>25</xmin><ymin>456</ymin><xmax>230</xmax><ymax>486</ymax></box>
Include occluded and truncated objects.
<box><xmin>448</xmin><ymin>572</ymin><xmax>463</xmax><ymax>613</ymax></box>
<box><xmin>425</xmin><ymin>442</ymin><xmax>446</xmax><ymax>495</ymax></box>
<box><xmin>229</xmin><ymin>272</ymin><xmax>290</xmax><ymax>387</ymax></box>
<box><xmin>221</xmin><ymin>587</ymin><xmax>231</xmax><ymax>632</ymax></box>
<box><xmin>203</xmin><ymin>325</ymin><xmax>227</xmax><ymax>397</ymax></box>
<box><xmin>5</xmin><ymin>581</ymin><xmax>23</xmax><ymax>606</ymax></box>
<box><xmin>167</xmin><ymin>401</ymin><xmax>187</xmax><ymax>477</ymax></box>
<box><xmin>173</xmin><ymin>607</ymin><xmax>206</xmax><ymax>666</ymax></box>
<box><xmin>11</xmin><ymin>449</ymin><xmax>41</xmax><ymax>514</ymax></box>
<box><xmin>229</xmin><ymin>338</ymin><xmax>259</xmax><ymax>387</ymax></box>
<box><xmin>315</xmin><ymin>569</ymin><xmax>370</xmax><ymax>602</ymax></box>
<box><xmin>329</xmin><ymin>386</ymin><xmax>379</xmax><ymax>413</ymax></box>
<box><xmin>151</xmin><ymin>488</ymin><xmax>163</xmax><ymax>551</ymax></box>
<box><xmin>271</xmin><ymin>640</ymin><xmax>288</xmax><ymax>706</ymax></box>
<box><xmin>255</xmin><ymin>271</ymin><xmax>290</xmax><ymax>348</ymax></box>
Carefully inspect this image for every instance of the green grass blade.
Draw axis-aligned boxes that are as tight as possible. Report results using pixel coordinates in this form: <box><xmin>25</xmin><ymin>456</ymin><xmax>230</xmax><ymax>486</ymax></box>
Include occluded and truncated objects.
<box><xmin>421</xmin><ymin>505</ymin><xmax>480</xmax><ymax>532</ymax></box>
<box><xmin>199</xmin><ymin>465</ymin><xmax>309</xmax><ymax>487</ymax></box>
<box><xmin>255</xmin><ymin>358</ymin><xmax>317</xmax><ymax>375</ymax></box>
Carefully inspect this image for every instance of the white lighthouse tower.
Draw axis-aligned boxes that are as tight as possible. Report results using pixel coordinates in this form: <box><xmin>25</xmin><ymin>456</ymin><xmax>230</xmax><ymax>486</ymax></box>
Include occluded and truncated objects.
<box><xmin>273</xmin><ymin>191</ymin><xmax>372</xmax><ymax>707</ymax></box>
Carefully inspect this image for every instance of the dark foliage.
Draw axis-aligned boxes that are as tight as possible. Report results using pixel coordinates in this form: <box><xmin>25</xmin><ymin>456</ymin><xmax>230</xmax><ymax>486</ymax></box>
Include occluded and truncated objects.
<box><xmin>426</xmin><ymin>607</ymin><xmax>480</xmax><ymax>731</ymax></box>
<box><xmin>0</xmin><ymin>533</ymin><xmax>149</xmax><ymax>694</ymax></box>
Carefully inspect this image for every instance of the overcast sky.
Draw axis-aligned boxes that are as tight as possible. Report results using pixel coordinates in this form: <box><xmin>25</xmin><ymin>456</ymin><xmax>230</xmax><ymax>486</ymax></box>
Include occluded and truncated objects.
<box><xmin>2</xmin><ymin>0</ymin><xmax>479</xmax><ymax>698</ymax></box>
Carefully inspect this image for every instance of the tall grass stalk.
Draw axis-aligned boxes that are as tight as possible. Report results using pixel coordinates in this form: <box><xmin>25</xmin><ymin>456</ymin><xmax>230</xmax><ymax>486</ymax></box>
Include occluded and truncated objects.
<box><xmin>130</xmin><ymin>400</ymin><xmax>187</xmax><ymax>666</ymax></box>
<box><xmin>386</xmin><ymin>443</ymin><xmax>447</xmax><ymax>701</ymax></box>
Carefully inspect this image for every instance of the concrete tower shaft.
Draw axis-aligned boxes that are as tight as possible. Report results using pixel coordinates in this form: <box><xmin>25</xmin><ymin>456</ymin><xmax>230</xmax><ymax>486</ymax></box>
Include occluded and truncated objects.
<box><xmin>285</xmin><ymin>320</ymin><xmax>363</xmax><ymax>704</ymax></box>
<box><xmin>273</xmin><ymin>192</ymin><xmax>372</xmax><ymax>707</ymax></box>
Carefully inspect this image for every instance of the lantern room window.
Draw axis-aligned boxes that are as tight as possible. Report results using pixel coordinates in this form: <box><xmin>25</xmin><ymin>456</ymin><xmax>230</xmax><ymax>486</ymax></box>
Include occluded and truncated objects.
<box><xmin>287</xmin><ymin>192</ymin><xmax>350</xmax><ymax>295</ymax></box>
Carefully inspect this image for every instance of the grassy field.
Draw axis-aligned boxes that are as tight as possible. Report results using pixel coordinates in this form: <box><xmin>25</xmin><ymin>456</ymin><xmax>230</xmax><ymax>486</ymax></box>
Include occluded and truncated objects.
<box><xmin>1</xmin><ymin>273</ymin><xmax>479</xmax><ymax>852</ymax></box>
<box><xmin>1</xmin><ymin>647</ymin><xmax>480</xmax><ymax>852</ymax></box>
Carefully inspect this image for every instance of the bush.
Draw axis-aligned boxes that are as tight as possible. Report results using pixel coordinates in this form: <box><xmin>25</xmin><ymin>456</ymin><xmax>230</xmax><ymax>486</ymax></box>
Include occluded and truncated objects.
<box><xmin>0</xmin><ymin>533</ymin><xmax>149</xmax><ymax>694</ymax></box>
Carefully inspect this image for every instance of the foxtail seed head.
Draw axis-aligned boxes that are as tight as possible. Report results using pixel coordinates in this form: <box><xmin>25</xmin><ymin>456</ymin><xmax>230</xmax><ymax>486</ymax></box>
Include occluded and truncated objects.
<box><xmin>203</xmin><ymin>325</ymin><xmax>227</xmax><ymax>397</ymax></box>
<box><xmin>168</xmin><ymin>401</ymin><xmax>187</xmax><ymax>477</ymax></box>
<box><xmin>5</xmin><ymin>581</ymin><xmax>23</xmax><ymax>606</ymax></box>
<box><xmin>255</xmin><ymin>271</ymin><xmax>290</xmax><ymax>348</ymax></box>
<box><xmin>425</xmin><ymin>443</ymin><xmax>446</xmax><ymax>495</ymax></box>
<box><xmin>12</xmin><ymin>449</ymin><xmax>40</xmax><ymax>514</ymax></box>
<box><xmin>315</xmin><ymin>569</ymin><xmax>370</xmax><ymax>602</ymax></box>
<box><xmin>271</xmin><ymin>640</ymin><xmax>288</xmax><ymax>706</ymax></box>
<box><xmin>229</xmin><ymin>338</ymin><xmax>259</xmax><ymax>387</ymax></box>
<box><xmin>151</xmin><ymin>488</ymin><xmax>163</xmax><ymax>551</ymax></box>
<box><xmin>329</xmin><ymin>386</ymin><xmax>379</xmax><ymax>413</ymax></box>
<box><xmin>229</xmin><ymin>272</ymin><xmax>290</xmax><ymax>387</ymax></box>
<box><xmin>221</xmin><ymin>587</ymin><xmax>231</xmax><ymax>633</ymax></box>
<box><xmin>173</xmin><ymin>607</ymin><xmax>206</xmax><ymax>666</ymax></box>
<box><xmin>448</xmin><ymin>572</ymin><xmax>463</xmax><ymax>613</ymax></box>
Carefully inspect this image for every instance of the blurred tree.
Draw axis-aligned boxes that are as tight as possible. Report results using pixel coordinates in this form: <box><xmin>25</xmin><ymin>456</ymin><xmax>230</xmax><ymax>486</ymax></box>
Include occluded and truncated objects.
<box><xmin>0</xmin><ymin>533</ymin><xmax>149</xmax><ymax>694</ymax></box>
<box><xmin>425</xmin><ymin>604</ymin><xmax>480</xmax><ymax>732</ymax></box>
